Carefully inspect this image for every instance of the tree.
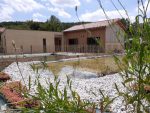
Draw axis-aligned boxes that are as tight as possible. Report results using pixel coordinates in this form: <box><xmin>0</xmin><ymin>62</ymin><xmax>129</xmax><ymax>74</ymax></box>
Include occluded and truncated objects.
<box><xmin>27</xmin><ymin>20</ymin><xmax>40</xmax><ymax>30</ymax></box>
<box><xmin>46</xmin><ymin>15</ymin><xmax>62</xmax><ymax>32</ymax></box>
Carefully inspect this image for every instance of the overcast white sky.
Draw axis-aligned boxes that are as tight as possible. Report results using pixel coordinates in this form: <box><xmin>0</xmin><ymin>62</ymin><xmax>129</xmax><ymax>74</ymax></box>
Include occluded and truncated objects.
<box><xmin>0</xmin><ymin>0</ymin><xmax>149</xmax><ymax>22</ymax></box>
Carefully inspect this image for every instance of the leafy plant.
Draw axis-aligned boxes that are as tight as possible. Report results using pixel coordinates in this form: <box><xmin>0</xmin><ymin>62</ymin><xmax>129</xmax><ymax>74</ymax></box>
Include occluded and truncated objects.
<box><xmin>21</xmin><ymin>75</ymin><xmax>94</xmax><ymax>113</ymax></box>
<box><xmin>97</xmin><ymin>0</ymin><xmax>150</xmax><ymax>112</ymax></box>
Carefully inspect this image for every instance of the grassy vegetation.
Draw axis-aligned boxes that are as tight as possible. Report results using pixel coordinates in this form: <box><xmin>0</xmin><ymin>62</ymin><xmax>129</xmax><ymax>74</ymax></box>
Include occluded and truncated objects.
<box><xmin>46</xmin><ymin>56</ymin><xmax>122</xmax><ymax>76</ymax></box>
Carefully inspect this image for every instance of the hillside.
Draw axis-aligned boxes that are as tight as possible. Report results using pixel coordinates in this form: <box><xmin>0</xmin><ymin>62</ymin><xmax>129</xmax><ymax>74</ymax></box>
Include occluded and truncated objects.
<box><xmin>0</xmin><ymin>16</ymin><xmax>90</xmax><ymax>32</ymax></box>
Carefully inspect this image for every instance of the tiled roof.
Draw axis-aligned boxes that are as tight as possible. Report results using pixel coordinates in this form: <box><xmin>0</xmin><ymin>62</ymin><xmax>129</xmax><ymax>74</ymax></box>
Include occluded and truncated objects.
<box><xmin>0</xmin><ymin>27</ymin><xmax>5</xmax><ymax>33</ymax></box>
<box><xmin>64</xmin><ymin>18</ymin><xmax>120</xmax><ymax>32</ymax></box>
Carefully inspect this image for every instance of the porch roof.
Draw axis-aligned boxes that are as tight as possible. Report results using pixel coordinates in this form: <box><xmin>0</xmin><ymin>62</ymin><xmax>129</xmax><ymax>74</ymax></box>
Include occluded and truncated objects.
<box><xmin>64</xmin><ymin>18</ymin><xmax>121</xmax><ymax>32</ymax></box>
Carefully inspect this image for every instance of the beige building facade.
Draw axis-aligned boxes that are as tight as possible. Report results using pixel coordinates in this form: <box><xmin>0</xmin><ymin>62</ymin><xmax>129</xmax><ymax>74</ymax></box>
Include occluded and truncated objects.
<box><xmin>0</xmin><ymin>29</ymin><xmax>62</xmax><ymax>54</ymax></box>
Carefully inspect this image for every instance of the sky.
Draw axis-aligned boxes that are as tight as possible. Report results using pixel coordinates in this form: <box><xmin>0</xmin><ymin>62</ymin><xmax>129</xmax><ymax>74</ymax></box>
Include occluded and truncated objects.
<box><xmin>0</xmin><ymin>0</ymin><xmax>149</xmax><ymax>22</ymax></box>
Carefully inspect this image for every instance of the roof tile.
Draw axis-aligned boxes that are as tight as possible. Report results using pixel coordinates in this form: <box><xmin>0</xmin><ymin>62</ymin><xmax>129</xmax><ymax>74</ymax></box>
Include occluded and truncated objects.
<box><xmin>64</xmin><ymin>18</ymin><xmax>120</xmax><ymax>32</ymax></box>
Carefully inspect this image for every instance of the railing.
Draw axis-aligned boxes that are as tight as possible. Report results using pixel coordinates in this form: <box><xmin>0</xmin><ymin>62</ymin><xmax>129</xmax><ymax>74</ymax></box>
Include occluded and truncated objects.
<box><xmin>55</xmin><ymin>45</ymin><xmax>103</xmax><ymax>53</ymax></box>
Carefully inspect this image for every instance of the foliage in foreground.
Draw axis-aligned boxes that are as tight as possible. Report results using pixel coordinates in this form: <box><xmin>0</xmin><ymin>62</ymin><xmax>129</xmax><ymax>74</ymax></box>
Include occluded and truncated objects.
<box><xmin>21</xmin><ymin>76</ymin><xmax>94</xmax><ymax>113</ymax></box>
<box><xmin>96</xmin><ymin>0</ymin><xmax>150</xmax><ymax>112</ymax></box>
<box><xmin>114</xmin><ymin>15</ymin><xmax>150</xmax><ymax>112</ymax></box>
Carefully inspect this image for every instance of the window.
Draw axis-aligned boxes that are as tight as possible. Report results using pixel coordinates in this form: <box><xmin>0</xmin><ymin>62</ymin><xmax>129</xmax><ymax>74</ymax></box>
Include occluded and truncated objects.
<box><xmin>68</xmin><ymin>38</ymin><xmax>78</xmax><ymax>45</ymax></box>
<box><xmin>87</xmin><ymin>37</ymin><xmax>100</xmax><ymax>45</ymax></box>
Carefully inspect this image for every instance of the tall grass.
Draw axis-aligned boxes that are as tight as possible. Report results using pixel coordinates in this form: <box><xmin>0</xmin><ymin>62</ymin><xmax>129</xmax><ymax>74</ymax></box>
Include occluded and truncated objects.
<box><xmin>97</xmin><ymin>0</ymin><xmax>150</xmax><ymax>112</ymax></box>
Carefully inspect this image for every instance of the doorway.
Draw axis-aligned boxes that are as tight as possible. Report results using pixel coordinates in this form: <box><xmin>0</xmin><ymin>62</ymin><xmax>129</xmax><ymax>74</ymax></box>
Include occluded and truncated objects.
<box><xmin>0</xmin><ymin>35</ymin><xmax>5</xmax><ymax>54</ymax></box>
<box><xmin>55</xmin><ymin>37</ymin><xmax>62</xmax><ymax>51</ymax></box>
<box><xmin>43</xmin><ymin>38</ymin><xmax>47</xmax><ymax>53</ymax></box>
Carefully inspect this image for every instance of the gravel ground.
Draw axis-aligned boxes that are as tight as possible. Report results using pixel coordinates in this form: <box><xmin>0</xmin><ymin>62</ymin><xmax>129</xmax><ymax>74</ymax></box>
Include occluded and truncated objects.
<box><xmin>3</xmin><ymin>62</ymin><xmax>127</xmax><ymax>113</ymax></box>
